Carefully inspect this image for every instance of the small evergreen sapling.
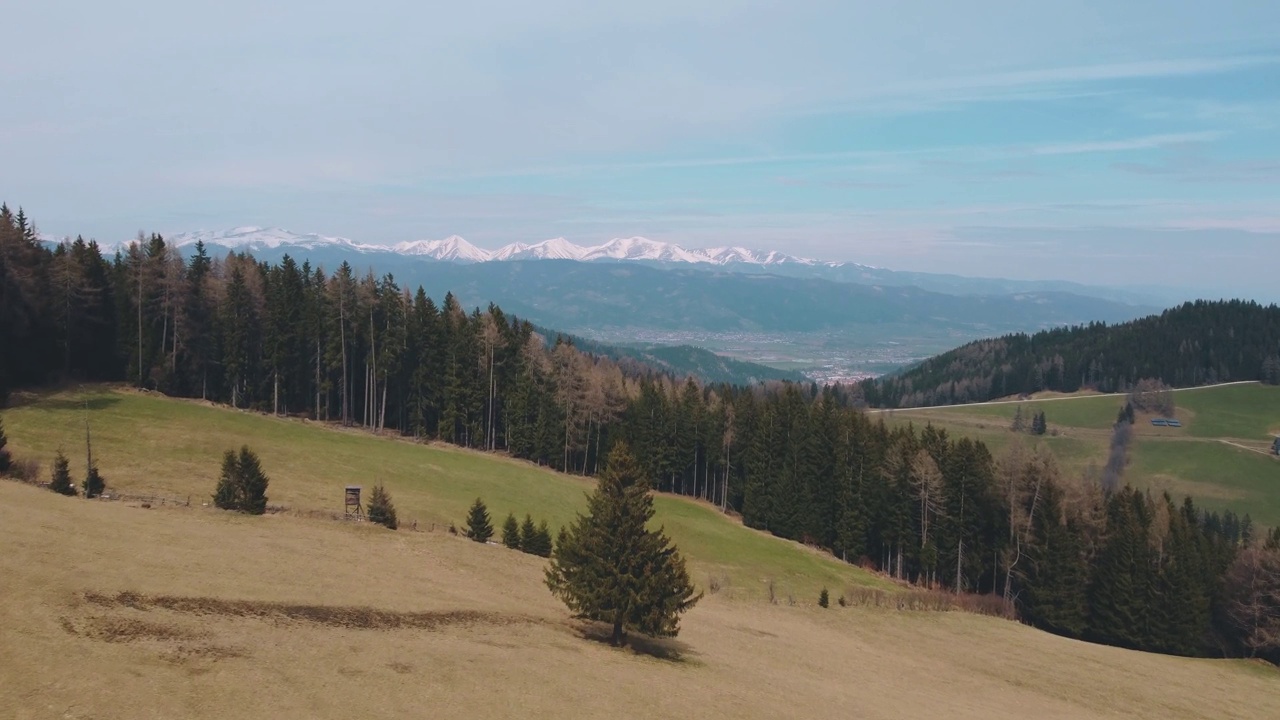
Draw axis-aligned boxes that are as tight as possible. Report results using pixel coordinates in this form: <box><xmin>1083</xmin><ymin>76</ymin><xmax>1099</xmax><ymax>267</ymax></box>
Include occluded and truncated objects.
<box><xmin>49</xmin><ymin>450</ymin><xmax>76</xmax><ymax>496</ymax></box>
<box><xmin>501</xmin><ymin>513</ymin><xmax>521</xmax><ymax>549</ymax></box>
<box><xmin>83</xmin><ymin>465</ymin><xmax>105</xmax><ymax>498</ymax></box>
<box><xmin>465</xmin><ymin>497</ymin><xmax>493</xmax><ymax>543</ymax></box>
<box><xmin>528</xmin><ymin>520</ymin><xmax>553</xmax><ymax>558</ymax></box>
<box><xmin>367</xmin><ymin>484</ymin><xmax>398</xmax><ymax>529</ymax></box>
<box><xmin>519</xmin><ymin>514</ymin><xmax>537</xmax><ymax>552</ymax></box>
<box><xmin>819</xmin><ymin>588</ymin><xmax>829</xmax><ymax>608</ymax></box>
<box><xmin>1032</xmin><ymin>411</ymin><xmax>1048</xmax><ymax>436</ymax></box>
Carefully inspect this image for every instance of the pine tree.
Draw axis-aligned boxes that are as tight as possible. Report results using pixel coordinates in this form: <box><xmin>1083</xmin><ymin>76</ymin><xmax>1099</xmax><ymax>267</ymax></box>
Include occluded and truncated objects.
<box><xmin>83</xmin><ymin>464</ymin><xmax>105</xmax><ymax>498</ymax></box>
<box><xmin>519</xmin><ymin>513</ymin><xmax>537</xmax><ymax>552</ymax></box>
<box><xmin>465</xmin><ymin>497</ymin><xmax>493</xmax><ymax>543</ymax></box>
<box><xmin>367</xmin><ymin>484</ymin><xmax>398</xmax><ymax>529</ymax></box>
<box><xmin>501</xmin><ymin>512</ymin><xmax>521</xmax><ymax>549</ymax></box>
<box><xmin>213</xmin><ymin>450</ymin><xmax>239</xmax><ymax>510</ymax></box>
<box><xmin>237</xmin><ymin>446</ymin><xmax>269</xmax><ymax>515</ymax></box>
<box><xmin>528</xmin><ymin>520</ymin><xmax>553</xmax><ymax>558</ymax></box>
<box><xmin>1088</xmin><ymin>489</ymin><xmax>1155</xmax><ymax>649</ymax></box>
<box><xmin>1010</xmin><ymin>405</ymin><xmax>1026</xmax><ymax>433</ymax></box>
<box><xmin>49</xmin><ymin>450</ymin><xmax>75</xmax><ymax>496</ymax></box>
<box><xmin>0</xmin><ymin>416</ymin><xmax>11</xmax><ymax>474</ymax></box>
<box><xmin>212</xmin><ymin>446</ymin><xmax>269</xmax><ymax>514</ymax></box>
<box><xmin>1020</xmin><ymin>479</ymin><xmax>1088</xmax><ymax>638</ymax></box>
<box><xmin>819</xmin><ymin>588</ymin><xmax>830</xmax><ymax>608</ymax></box>
<box><xmin>1032</xmin><ymin>412</ymin><xmax>1048</xmax><ymax>436</ymax></box>
<box><xmin>545</xmin><ymin>441</ymin><xmax>701</xmax><ymax>647</ymax></box>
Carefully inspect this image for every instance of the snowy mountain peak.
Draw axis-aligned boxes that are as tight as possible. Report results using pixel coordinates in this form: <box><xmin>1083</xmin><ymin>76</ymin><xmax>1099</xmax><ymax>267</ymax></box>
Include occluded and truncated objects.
<box><xmin>114</xmin><ymin>226</ymin><xmax>845</xmax><ymax>269</ymax></box>
<box><xmin>392</xmin><ymin>235</ymin><xmax>491</xmax><ymax>262</ymax></box>
<box><xmin>165</xmin><ymin>227</ymin><xmax>371</xmax><ymax>252</ymax></box>
<box><xmin>492</xmin><ymin>237</ymin><xmax>586</xmax><ymax>261</ymax></box>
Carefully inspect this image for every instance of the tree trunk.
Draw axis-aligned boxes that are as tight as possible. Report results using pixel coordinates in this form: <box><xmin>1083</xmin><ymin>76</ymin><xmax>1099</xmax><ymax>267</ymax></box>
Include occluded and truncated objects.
<box><xmin>379</xmin><ymin>382</ymin><xmax>388</xmax><ymax>433</ymax></box>
<box><xmin>340</xmin><ymin>297</ymin><xmax>348</xmax><ymax>426</ymax></box>
<box><xmin>136</xmin><ymin>269</ymin><xmax>143</xmax><ymax>387</ymax></box>
<box><xmin>955</xmin><ymin>490</ymin><xmax>965</xmax><ymax>593</ymax></box>
<box><xmin>314</xmin><ymin>338</ymin><xmax>321</xmax><ymax>421</ymax></box>
<box><xmin>611</xmin><ymin>616</ymin><xmax>625</xmax><ymax>647</ymax></box>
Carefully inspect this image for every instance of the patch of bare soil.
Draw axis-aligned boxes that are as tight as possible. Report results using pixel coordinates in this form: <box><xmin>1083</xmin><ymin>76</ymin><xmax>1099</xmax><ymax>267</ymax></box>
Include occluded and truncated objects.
<box><xmin>82</xmin><ymin>591</ymin><xmax>539</xmax><ymax>631</ymax></box>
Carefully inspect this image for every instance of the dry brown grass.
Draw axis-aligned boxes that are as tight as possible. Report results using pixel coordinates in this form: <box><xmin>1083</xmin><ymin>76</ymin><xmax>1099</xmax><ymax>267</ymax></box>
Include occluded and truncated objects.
<box><xmin>2</xmin><ymin>482</ymin><xmax>1277</xmax><ymax>720</ymax></box>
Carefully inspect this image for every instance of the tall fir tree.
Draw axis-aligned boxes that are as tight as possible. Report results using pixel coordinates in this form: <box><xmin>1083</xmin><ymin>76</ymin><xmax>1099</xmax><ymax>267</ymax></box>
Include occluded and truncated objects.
<box><xmin>545</xmin><ymin>442</ymin><xmax>701</xmax><ymax>646</ymax></box>
<box><xmin>1020</xmin><ymin>479</ymin><xmax>1089</xmax><ymax>638</ymax></box>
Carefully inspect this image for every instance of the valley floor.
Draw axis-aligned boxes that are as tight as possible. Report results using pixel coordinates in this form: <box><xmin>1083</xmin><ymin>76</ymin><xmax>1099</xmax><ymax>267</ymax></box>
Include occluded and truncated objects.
<box><xmin>2</xmin><ymin>481</ymin><xmax>1276</xmax><ymax>720</ymax></box>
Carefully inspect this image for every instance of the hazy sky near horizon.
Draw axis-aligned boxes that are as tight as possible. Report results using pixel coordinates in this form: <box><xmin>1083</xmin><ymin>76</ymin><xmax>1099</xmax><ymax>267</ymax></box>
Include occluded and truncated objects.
<box><xmin>3</xmin><ymin>1</ymin><xmax>1278</xmax><ymax>297</ymax></box>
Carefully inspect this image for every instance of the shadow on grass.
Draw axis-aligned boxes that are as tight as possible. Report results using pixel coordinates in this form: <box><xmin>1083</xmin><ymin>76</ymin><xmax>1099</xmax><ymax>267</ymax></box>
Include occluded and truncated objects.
<box><xmin>6</xmin><ymin>389</ymin><xmax>121</xmax><ymax>412</ymax></box>
<box><xmin>578</xmin><ymin>621</ymin><xmax>695</xmax><ymax>663</ymax></box>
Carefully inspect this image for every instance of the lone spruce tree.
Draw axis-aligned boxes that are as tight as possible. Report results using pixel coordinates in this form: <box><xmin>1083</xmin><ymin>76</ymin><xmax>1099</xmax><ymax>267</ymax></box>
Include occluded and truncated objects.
<box><xmin>213</xmin><ymin>450</ymin><xmax>240</xmax><ymax>510</ymax></box>
<box><xmin>465</xmin><ymin>497</ymin><xmax>493</xmax><ymax>543</ymax></box>
<box><xmin>367</xmin><ymin>484</ymin><xmax>398</xmax><ymax>529</ymax></box>
<box><xmin>49</xmin><ymin>450</ymin><xmax>75</xmax><ymax>496</ymax></box>
<box><xmin>501</xmin><ymin>513</ymin><xmax>521</xmax><ymax>549</ymax></box>
<box><xmin>545</xmin><ymin>441</ymin><xmax>701</xmax><ymax>647</ymax></box>
<box><xmin>212</xmin><ymin>446</ymin><xmax>269</xmax><ymax>514</ymax></box>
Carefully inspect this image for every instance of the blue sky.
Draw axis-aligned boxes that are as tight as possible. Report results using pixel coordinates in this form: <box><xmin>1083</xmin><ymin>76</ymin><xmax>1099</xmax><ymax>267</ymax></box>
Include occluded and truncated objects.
<box><xmin>3</xmin><ymin>1</ymin><xmax>1278</xmax><ymax>298</ymax></box>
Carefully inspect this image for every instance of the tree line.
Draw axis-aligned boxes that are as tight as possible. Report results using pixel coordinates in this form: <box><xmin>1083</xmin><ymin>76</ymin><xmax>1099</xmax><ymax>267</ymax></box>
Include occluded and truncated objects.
<box><xmin>2</xmin><ymin>205</ymin><xmax>1278</xmax><ymax>661</ymax></box>
<box><xmin>862</xmin><ymin>300</ymin><xmax>1280</xmax><ymax>408</ymax></box>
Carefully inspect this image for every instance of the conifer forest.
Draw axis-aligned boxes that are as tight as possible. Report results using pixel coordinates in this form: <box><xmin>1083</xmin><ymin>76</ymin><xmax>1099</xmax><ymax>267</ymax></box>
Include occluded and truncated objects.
<box><xmin>2</xmin><ymin>205</ymin><xmax>1277</xmax><ymax>662</ymax></box>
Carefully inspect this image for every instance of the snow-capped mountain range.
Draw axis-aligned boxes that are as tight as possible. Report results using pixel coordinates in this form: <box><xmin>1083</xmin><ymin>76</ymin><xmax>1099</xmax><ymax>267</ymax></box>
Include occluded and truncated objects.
<box><xmin>133</xmin><ymin>226</ymin><xmax>848</xmax><ymax>268</ymax></box>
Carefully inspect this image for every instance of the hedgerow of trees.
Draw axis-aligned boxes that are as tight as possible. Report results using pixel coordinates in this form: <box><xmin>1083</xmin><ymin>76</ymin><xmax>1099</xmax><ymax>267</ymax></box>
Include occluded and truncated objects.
<box><xmin>2</xmin><ymin>205</ymin><xmax>1278</xmax><ymax>662</ymax></box>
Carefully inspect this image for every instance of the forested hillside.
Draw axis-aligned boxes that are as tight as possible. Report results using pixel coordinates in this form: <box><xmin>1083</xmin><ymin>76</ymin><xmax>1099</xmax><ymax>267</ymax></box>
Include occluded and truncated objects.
<box><xmin>2</xmin><ymin>205</ymin><xmax>1278</xmax><ymax>663</ymax></box>
<box><xmin>863</xmin><ymin>301</ymin><xmax>1280</xmax><ymax>408</ymax></box>
<box><xmin>551</xmin><ymin>331</ymin><xmax>805</xmax><ymax>385</ymax></box>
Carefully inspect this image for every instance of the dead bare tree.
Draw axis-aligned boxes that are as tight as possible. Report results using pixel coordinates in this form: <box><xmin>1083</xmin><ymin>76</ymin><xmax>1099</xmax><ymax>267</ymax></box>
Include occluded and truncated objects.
<box><xmin>1223</xmin><ymin>547</ymin><xmax>1280</xmax><ymax>657</ymax></box>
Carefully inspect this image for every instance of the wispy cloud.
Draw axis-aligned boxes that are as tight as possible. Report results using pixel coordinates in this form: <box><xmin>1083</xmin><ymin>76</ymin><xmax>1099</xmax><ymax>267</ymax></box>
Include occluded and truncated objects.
<box><xmin>1031</xmin><ymin>132</ymin><xmax>1222</xmax><ymax>156</ymax></box>
<box><xmin>812</xmin><ymin>55</ymin><xmax>1280</xmax><ymax>116</ymax></box>
<box><xmin>446</xmin><ymin>131</ymin><xmax>1226</xmax><ymax>181</ymax></box>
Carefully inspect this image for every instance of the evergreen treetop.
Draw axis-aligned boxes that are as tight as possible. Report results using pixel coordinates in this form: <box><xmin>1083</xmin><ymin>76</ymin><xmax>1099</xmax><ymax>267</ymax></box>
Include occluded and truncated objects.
<box><xmin>465</xmin><ymin>497</ymin><xmax>493</xmax><ymax>543</ymax></box>
<box><xmin>212</xmin><ymin>446</ymin><xmax>269</xmax><ymax>514</ymax></box>
<box><xmin>501</xmin><ymin>512</ymin><xmax>521</xmax><ymax>549</ymax></box>
<box><xmin>519</xmin><ymin>513</ymin><xmax>537</xmax><ymax>552</ymax></box>
<box><xmin>49</xmin><ymin>450</ymin><xmax>75</xmax><ymax>496</ymax></box>
<box><xmin>367</xmin><ymin>483</ymin><xmax>398</xmax><ymax>530</ymax></box>
<box><xmin>83</xmin><ymin>464</ymin><xmax>105</xmax><ymax>499</ymax></box>
<box><xmin>545</xmin><ymin>441</ymin><xmax>701</xmax><ymax>646</ymax></box>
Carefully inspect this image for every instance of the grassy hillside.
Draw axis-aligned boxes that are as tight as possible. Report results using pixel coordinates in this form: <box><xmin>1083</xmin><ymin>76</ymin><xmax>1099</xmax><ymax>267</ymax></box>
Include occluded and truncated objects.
<box><xmin>3</xmin><ymin>479</ymin><xmax>1276</xmax><ymax>720</ymax></box>
<box><xmin>2</xmin><ymin>386</ymin><xmax>882</xmax><ymax>601</ymax></box>
<box><xmin>881</xmin><ymin>382</ymin><xmax>1280</xmax><ymax>526</ymax></box>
